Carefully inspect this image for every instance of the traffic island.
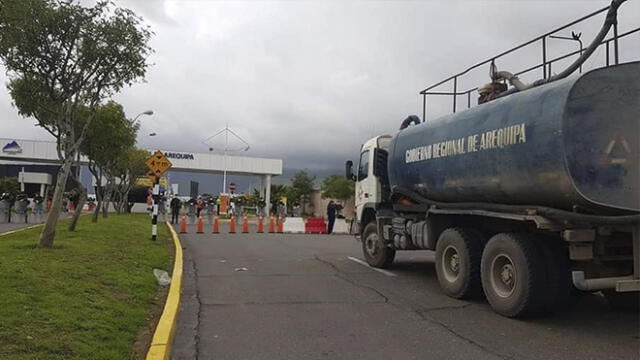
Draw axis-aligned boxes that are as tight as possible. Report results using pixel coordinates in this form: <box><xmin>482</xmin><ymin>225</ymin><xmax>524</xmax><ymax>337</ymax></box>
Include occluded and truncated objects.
<box><xmin>0</xmin><ymin>214</ymin><xmax>171</xmax><ymax>359</ymax></box>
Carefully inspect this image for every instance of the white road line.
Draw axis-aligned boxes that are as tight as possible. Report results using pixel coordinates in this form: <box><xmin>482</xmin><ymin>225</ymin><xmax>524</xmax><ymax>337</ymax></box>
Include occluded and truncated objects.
<box><xmin>347</xmin><ymin>256</ymin><xmax>397</xmax><ymax>277</ymax></box>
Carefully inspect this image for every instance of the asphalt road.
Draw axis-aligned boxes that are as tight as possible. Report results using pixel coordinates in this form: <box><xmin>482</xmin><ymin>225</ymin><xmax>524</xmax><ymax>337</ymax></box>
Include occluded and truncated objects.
<box><xmin>172</xmin><ymin>226</ymin><xmax>640</xmax><ymax>360</ymax></box>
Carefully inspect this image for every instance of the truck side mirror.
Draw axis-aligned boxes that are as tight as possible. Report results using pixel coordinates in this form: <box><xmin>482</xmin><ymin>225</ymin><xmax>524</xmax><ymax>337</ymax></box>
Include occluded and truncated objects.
<box><xmin>345</xmin><ymin>160</ymin><xmax>356</xmax><ymax>181</ymax></box>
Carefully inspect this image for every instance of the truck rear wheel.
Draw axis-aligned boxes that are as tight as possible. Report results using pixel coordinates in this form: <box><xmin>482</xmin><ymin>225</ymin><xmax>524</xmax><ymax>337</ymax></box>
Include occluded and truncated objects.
<box><xmin>435</xmin><ymin>228</ymin><xmax>486</xmax><ymax>299</ymax></box>
<box><xmin>481</xmin><ymin>233</ymin><xmax>547</xmax><ymax>317</ymax></box>
<box><xmin>362</xmin><ymin>222</ymin><xmax>395</xmax><ymax>268</ymax></box>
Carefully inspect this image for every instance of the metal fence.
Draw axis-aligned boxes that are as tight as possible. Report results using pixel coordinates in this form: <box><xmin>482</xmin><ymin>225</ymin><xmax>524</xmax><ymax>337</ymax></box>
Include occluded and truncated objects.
<box><xmin>419</xmin><ymin>4</ymin><xmax>640</xmax><ymax>121</ymax></box>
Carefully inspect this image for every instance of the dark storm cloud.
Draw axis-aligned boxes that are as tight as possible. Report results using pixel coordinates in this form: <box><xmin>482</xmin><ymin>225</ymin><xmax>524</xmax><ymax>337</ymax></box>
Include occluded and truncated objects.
<box><xmin>2</xmin><ymin>0</ymin><xmax>639</xmax><ymax>177</ymax></box>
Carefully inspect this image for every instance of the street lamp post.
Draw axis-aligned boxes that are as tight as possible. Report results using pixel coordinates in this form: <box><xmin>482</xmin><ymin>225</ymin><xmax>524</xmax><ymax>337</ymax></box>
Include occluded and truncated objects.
<box><xmin>550</xmin><ymin>31</ymin><xmax>583</xmax><ymax>73</ymax></box>
<box><xmin>133</xmin><ymin>110</ymin><xmax>154</xmax><ymax>122</ymax></box>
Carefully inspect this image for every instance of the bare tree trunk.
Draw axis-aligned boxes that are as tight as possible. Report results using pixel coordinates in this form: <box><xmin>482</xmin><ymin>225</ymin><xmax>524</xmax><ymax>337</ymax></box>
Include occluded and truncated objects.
<box><xmin>90</xmin><ymin>167</ymin><xmax>102</xmax><ymax>223</ymax></box>
<box><xmin>68</xmin><ymin>186</ymin><xmax>86</xmax><ymax>231</ymax></box>
<box><xmin>38</xmin><ymin>158</ymin><xmax>73</xmax><ymax>248</ymax></box>
<box><xmin>93</xmin><ymin>198</ymin><xmax>101</xmax><ymax>222</ymax></box>
<box><xmin>102</xmin><ymin>179</ymin><xmax>112</xmax><ymax>218</ymax></box>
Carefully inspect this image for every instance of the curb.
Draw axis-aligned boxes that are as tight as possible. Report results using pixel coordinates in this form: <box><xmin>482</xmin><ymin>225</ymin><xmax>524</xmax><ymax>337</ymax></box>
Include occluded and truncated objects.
<box><xmin>146</xmin><ymin>221</ymin><xmax>184</xmax><ymax>360</ymax></box>
<box><xmin>0</xmin><ymin>223</ymin><xmax>45</xmax><ymax>237</ymax></box>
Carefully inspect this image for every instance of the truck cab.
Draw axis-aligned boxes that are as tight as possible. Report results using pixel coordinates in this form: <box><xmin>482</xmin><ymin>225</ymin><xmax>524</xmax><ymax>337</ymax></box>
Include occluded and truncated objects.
<box><xmin>347</xmin><ymin>135</ymin><xmax>391</xmax><ymax>234</ymax></box>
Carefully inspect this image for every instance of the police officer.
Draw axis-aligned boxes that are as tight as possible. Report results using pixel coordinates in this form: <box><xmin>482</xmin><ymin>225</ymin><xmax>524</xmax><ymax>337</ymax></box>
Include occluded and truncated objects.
<box><xmin>157</xmin><ymin>191</ymin><xmax>167</xmax><ymax>221</ymax></box>
<box><xmin>169</xmin><ymin>195</ymin><xmax>181</xmax><ymax>224</ymax></box>
<box><xmin>196</xmin><ymin>196</ymin><xmax>204</xmax><ymax>218</ymax></box>
<box><xmin>235</xmin><ymin>197</ymin><xmax>243</xmax><ymax>224</ymax></box>
<box><xmin>15</xmin><ymin>193</ymin><xmax>30</xmax><ymax>224</ymax></box>
<box><xmin>326</xmin><ymin>200</ymin><xmax>338</xmax><ymax>234</ymax></box>
<box><xmin>0</xmin><ymin>193</ymin><xmax>11</xmax><ymax>223</ymax></box>
<box><xmin>32</xmin><ymin>194</ymin><xmax>44</xmax><ymax>222</ymax></box>
<box><xmin>206</xmin><ymin>196</ymin><xmax>216</xmax><ymax>223</ymax></box>
<box><xmin>187</xmin><ymin>197</ymin><xmax>197</xmax><ymax>224</ymax></box>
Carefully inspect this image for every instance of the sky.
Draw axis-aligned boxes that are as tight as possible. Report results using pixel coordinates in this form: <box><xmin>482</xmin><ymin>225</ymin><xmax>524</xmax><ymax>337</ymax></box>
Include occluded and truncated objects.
<box><xmin>2</xmin><ymin>0</ymin><xmax>639</xmax><ymax>193</ymax></box>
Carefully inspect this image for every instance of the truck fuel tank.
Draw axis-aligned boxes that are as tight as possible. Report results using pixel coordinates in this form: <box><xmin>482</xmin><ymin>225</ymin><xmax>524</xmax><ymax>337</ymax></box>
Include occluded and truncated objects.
<box><xmin>388</xmin><ymin>62</ymin><xmax>640</xmax><ymax>214</ymax></box>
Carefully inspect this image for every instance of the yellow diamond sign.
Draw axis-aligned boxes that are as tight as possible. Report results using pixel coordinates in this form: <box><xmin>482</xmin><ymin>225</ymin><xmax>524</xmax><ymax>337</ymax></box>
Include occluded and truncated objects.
<box><xmin>145</xmin><ymin>150</ymin><xmax>173</xmax><ymax>178</ymax></box>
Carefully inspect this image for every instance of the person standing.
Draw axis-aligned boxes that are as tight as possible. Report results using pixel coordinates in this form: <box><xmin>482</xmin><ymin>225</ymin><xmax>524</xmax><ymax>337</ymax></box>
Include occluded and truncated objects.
<box><xmin>33</xmin><ymin>194</ymin><xmax>44</xmax><ymax>222</ymax></box>
<box><xmin>196</xmin><ymin>196</ymin><xmax>204</xmax><ymax>218</ymax></box>
<box><xmin>170</xmin><ymin>195</ymin><xmax>181</xmax><ymax>224</ymax></box>
<box><xmin>327</xmin><ymin>200</ymin><xmax>337</xmax><ymax>234</ymax></box>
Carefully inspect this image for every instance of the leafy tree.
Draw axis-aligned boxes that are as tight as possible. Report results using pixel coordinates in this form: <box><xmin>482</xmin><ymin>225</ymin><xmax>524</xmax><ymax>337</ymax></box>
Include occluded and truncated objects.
<box><xmin>322</xmin><ymin>175</ymin><xmax>355</xmax><ymax>202</ymax></box>
<box><xmin>0</xmin><ymin>177</ymin><xmax>20</xmax><ymax>195</ymax></box>
<box><xmin>111</xmin><ymin>147</ymin><xmax>148</xmax><ymax>214</ymax></box>
<box><xmin>290</xmin><ymin>170</ymin><xmax>315</xmax><ymax>215</ymax></box>
<box><xmin>79</xmin><ymin>101</ymin><xmax>138</xmax><ymax>223</ymax></box>
<box><xmin>0</xmin><ymin>0</ymin><xmax>152</xmax><ymax>247</ymax></box>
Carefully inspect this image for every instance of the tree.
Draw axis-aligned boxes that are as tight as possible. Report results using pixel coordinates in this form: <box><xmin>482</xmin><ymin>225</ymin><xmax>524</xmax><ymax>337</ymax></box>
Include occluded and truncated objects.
<box><xmin>322</xmin><ymin>175</ymin><xmax>355</xmax><ymax>202</ymax></box>
<box><xmin>290</xmin><ymin>170</ymin><xmax>315</xmax><ymax>215</ymax></box>
<box><xmin>79</xmin><ymin>101</ymin><xmax>138</xmax><ymax>223</ymax></box>
<box><xmin>0</xmin><ymin>0</ymin><xmax>152</xmax><ymax>247</ymax></box>
<box><xmin>0</xmin><ymin>177</ymin><xmax>20</xmax><ymax>195</ymax></box>
<box><xmin>111</xmin><ymin>147</ymin><xmax>148</xmax><ymax>214</ymax></box>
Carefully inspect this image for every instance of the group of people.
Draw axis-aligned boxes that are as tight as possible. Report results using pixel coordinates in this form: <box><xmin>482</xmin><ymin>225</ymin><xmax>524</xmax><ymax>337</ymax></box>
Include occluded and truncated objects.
<box><xmin>161</xmin><ymin>192</ymin><xmax>346</xmax><ymax>235</ymax></box>
<box><xmin>0</xmin><ymin>192</ymin><xmax>45</xmax><ymax>223</ymax></box>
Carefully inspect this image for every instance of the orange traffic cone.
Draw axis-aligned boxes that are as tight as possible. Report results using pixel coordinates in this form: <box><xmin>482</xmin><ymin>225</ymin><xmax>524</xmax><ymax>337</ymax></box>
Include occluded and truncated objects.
<box><xmin>229</xmin><ymin>216</ymin><xmax>236</xmax><ymax>233</ymax></box>
<box><xmin>179</xmin><ymin>215</ymin><xmax>187</xmax><ymax>234</ymax></box>
<box><xmin>277</xmin><ymin>216</ymin><xmax>284</xmax><ymax>233</ymax></box>
<box><xmin>196</xmin><ymin>216</ymin><xmax>204</xmax><ymax>234</ymax></box>
<box><xmin>212</xmin><ymin>216</ymin><xmax>219</xmax><ymax>234</ymax></box>
<box><xmin>242</xmin><ymin>215</ymin><xmax>249</xmax><ymax>233</ymax></box>
<box><xmin>268</xmin><ymin>216</ymin><xmax>275</xmax><ymax>233</ymax></box>
<box><xmin>257</xmin><ymin>216</ymin><xmax>264</xmax><ymax>233</ymax></box>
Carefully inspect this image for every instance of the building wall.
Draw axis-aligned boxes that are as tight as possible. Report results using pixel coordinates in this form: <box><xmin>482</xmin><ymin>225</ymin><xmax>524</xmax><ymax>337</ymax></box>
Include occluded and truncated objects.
<box><xmin>0</xmin><ymin>163</ymin><xmax>79</xmax><ymax>196</ymax></box>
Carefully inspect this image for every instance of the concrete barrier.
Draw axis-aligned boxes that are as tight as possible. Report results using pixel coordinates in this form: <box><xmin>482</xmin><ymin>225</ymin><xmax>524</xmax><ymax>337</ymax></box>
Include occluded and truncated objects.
<box><xmin>332</xmin><ymin>219</ymin><xmax>350</xmax><ymax>234</ymax></box>
<box><xmin>283</xmin><ymin>217</ymin><xmax>305</xmax><ymax>233</ymax></box>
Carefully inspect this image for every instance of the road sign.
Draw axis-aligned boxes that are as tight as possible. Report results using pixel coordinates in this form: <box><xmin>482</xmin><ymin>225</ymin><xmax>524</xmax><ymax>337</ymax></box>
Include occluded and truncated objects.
<box><xmin>145</xmin><ymin>150</ymin><xmax>173</xmax><ymax>180</ymax></box>
<box><xmin>229</xmin><ymin>182</ymin><xmax>236</xmax><ymax>192</ymax></box>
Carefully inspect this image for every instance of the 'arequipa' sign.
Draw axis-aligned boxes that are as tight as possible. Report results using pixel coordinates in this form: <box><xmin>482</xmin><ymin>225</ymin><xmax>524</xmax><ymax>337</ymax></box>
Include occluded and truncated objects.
<box><xmin>164</xmin><ymin>152</ymin><xmax>195</xmax><ymax>160</ymax></box>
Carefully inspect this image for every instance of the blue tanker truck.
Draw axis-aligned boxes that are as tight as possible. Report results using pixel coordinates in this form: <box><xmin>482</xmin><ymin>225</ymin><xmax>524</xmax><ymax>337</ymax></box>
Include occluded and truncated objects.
<box><xmin>346</xmin><ymin>0</ymin><xmax>639</xmax><ymax>317</ymax></box>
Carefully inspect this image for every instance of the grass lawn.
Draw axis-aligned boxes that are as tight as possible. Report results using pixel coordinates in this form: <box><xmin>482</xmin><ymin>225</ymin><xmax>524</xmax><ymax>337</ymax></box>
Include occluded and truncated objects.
<box><xmin>0</xmin><ymin>214</ymin><xmax>172</xmax><ymax>359</ymax></box>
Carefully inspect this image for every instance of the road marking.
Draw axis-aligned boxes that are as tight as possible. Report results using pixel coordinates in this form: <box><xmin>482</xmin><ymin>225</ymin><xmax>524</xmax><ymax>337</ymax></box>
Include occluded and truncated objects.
<box><xmin>347</xmin><ymin>256</ymin><xmax>397</xmax><ymax>277</ymax></box>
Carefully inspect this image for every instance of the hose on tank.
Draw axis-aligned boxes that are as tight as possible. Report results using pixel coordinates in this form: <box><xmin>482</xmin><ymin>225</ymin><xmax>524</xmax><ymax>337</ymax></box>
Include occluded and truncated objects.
<box><xmin>495</xmin><ymin>0</ymin><xmax>627</xmax><ymax>98</ymax></box>
<box><xmin>399</xmin><ymin>115</ymin><xmax>421</xmax><ymax>130</ymax></box>
<box><xmin>391</xmin><ymin>187</ymin><xmax>640</xmax><ymax>226</ymax></box>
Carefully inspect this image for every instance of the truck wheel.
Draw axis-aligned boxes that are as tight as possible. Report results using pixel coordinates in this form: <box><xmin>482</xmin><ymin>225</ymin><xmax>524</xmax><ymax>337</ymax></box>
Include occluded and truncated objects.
<box><xmin>602</xmin><ymin>290</ymin><xmax>640</xmax><ymax>312</ymax></box>
<box><xmin>435</xmin><ymin>228</ymin><xmax>486</xmax><ymax>299</ymax></box>
<box><xmin>481</xmin><ymin>233</ymin><xmax>547</xmax><ymax>317</ymax></box>
<box><xmin>362</xmin><ymin>222</ymin><xmax>395</xmax><ymax>268</ymax></box>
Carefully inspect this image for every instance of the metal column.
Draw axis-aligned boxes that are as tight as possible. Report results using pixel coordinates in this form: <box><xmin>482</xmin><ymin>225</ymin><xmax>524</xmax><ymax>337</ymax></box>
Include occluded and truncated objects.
<box><xmin>264</xmin><ymin>174</ymin><xmax>271</xmax><ymax>216</ymax></box>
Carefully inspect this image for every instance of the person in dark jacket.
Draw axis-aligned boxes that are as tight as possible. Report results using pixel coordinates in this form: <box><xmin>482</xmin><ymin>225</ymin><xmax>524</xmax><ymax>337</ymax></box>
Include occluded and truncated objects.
<box><xmin>327</xmin><ymin>200</ymin><xmax>338</xmax><ymax>234</ymax></box>
<box><xmin>170</xmin><ymin>195</ymin><xmax>182</xmax><ymax>224</ymax></box>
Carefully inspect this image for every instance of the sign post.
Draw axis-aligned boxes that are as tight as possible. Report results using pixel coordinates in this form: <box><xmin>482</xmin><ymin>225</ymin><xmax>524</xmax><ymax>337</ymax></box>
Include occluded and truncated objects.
<box><xmin>145</xmin><ymin>151</ymin><xmax>173</xmax><ymax>240</ymax></box>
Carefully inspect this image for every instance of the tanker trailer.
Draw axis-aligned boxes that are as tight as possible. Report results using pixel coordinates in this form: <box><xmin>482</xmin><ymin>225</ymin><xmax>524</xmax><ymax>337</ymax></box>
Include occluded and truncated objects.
<box><xmin>346</xmin><ymin>0</ymin><xmax>639</xmax><ymax>317</ymax></box>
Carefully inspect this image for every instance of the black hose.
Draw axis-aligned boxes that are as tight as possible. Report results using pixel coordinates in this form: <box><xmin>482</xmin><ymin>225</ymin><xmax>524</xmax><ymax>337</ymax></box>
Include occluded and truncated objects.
<box><xmin>534</xmin><ymin>0</ymin><xmax>627</xmax><ymax>87</ymax></box>
<box><xmin>399</xmin><ymin>115</ymin><xmax>421</xmax><ymax>130</ymax></box>
<box><xmin>496</xmin><ymin>0</ymin><xmax>627</xmax><ymax>100</ymax></box>
<box><xmin>392</xmin><ymin>187</ymin><xmax>640</xmax><ymax>226</ymax></box>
